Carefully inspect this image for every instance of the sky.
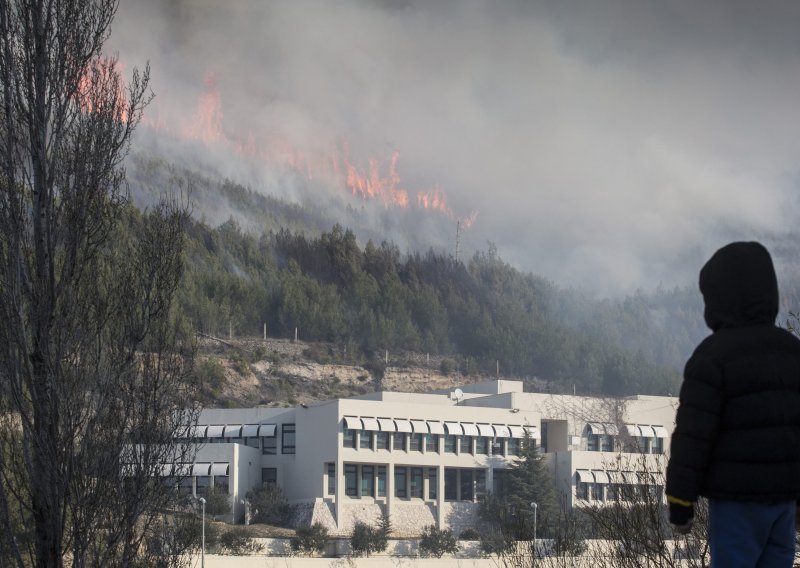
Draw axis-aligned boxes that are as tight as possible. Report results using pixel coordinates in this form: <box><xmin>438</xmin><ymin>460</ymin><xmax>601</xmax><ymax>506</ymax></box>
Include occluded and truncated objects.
<box><xmin>108</xmin><ymin>0</ymin><xmax>800</xmax><ymax>295</ymax></box>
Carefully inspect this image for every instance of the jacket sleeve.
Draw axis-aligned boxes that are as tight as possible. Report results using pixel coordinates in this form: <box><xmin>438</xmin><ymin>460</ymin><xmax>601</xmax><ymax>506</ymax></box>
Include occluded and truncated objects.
<box><xmin>666</xmin><ymin>352</ymin><xmax>724</xmax><ymax>502</ymax></box>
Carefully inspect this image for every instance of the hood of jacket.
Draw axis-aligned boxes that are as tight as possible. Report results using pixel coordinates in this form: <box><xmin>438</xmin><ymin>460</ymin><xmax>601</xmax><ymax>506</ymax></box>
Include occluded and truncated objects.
<box><xmin>699</xmin><ymin>241</ymin><xmax>778</xmax><ymax>331</ymax></box>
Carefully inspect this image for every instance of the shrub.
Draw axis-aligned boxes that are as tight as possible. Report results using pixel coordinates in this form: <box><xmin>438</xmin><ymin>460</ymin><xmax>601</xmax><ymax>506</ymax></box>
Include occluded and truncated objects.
<box><xmin>291</xmin><ymin>522</ymin><xmax>329</xmax><ymax>556</ymax></box>
<box><xmin>194</xmin><ymin>357</ymin><xmax>226</xmax><ymax>393</ymax></box>
<box><xmin>459</xmin><ymin>527</ymin><xmax>481</xmax><ymax>541</ymax></box>
<box><xmin>350</xmin><ymin>513</ymin><xmax>391</xmax><ymax>557</ymax></box>
<box><xmin>245</xmin><ymin>483</ymin><xmax>293</xmax><ymax>526</ymax></box>
<box><xmin>439</xmin><ymin>358</ymin><xmax>455</xmax><ymax>375</ymax></box>
<box><xmin>218</xmin><ymin>526</ymin><xmax>262</xmax><ymax>555</ymax></box>
<box><xmin>418</xmin><ymin>525</ymin><xmax>458</xmax><ymax>558</ymax></box>
<box><xmin>203</xmin><ymin>485</ymin><xmax>230</xmax><ymax>517</ymax></box>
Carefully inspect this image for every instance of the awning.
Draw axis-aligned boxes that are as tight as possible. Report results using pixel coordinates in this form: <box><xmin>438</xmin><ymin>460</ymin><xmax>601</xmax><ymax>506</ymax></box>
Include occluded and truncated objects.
<box><xmin>605</xmin><ymin>423</ymin><xmax>620</xmax><ymax>435</ymax></box>
<box><xmin>378</xmin><ymin>418</ymin><xmax>396</xmax><ymax>432</ymax></box>
<box><xmin>653</xmin><ymin>426</ymin><xmax>668</xmax><ymax>438</ymax></box>
<box><xmin>192</xmin><ymin>463</ymin><xmax>211</xmax><ymax>476</ymax></box>
<box><xmin>593</xmin><ymin>471</ymin><xmax>610</xmax><ymax>484</ymax></box>
<box><xmin>461</xmin><ymin>423</ymin><xmax>479</xmax><ymax>437</ymax></box>
<box><xmin>575</xmin><ymin>470</ymin><xmax>592</xmax><ymax>483</ymax></box>
<box><xmin>410</xmin><ymin>420</ymin><xmax>428</xmax><ymax>433</ymax></box>
<box><xmin>508</xmin><ymin>425</ymin><xmax>526</xmax><ymax>438</ymax></box>
<box><xmin>639</xmin><ymin>425</ymin><xmax>656</xmax><ymax>438</ymax></box>
<box><xmin>186</xmin><ymin>425</ymin><xmax>206</xmax><ymax>438</ymax></box>
<box><xmin>361</xmin><ymin>417</ymin><xmax>380</xmax><ymax>431</ymax></box>
<box><xmin>258</xmin><ymin>424</ymin><xmax>276</xmax><ymax>437</ymax></box>
<box><xmin>524</xmin><ymin>426</ymin><xmax>537</xmax><ymax>438</ymax></box>
<box><xmin>210</xmin><ymin>463</ymin><xmax>230</xmax><ymax>476</ymax></box>
<box><xmin>241</xmin><ymin>424</ymin><xmax>260</xmax><ymax>437</ymax></box>
<box><xmin>223</xmin><ymin>425</ymin><xmax>242</xmax><ymax>438</ymax></box>
<box><xmin>586</xmin><ymin>422</ymin><xmax>605</xmax><ymax>435</ymax></box>
<box><xmin>161</xmin><ymin>463</ymin><xmax>192</xmax><ymax>477</ymax></box>
<box><xmin>427</xmin><ymin>421</ymin><xmax>445</xmax><ymax>435</ymax></box>
<box><xmin>606</xmin><ymin>471</ymin><xmax>622</xmax><ymax>484</ymax></box>
<box><xmin>638</xmin><ymin>471</ymin><xmax>656</xmax><ymax>485</ymax></box>
<box><xmin>444</xmin><ymin>422</ymin><xmax>463</xmax><ymax>436</ymax></box>
<box><xmin>477</xmin><ymin>424</ymin><xmax>495</xmax><ymax>437</ymax></box>
<box><xmin>493</xmin><ymin>425</ymin><xmax>512</xmax><ymax>438</ymax></box>
<box><xmin>394</xmin><ymin>419</ymin><xmax>413</xmax><ymax>433</ymax></box>
<box><xmin>344</xmin><ymin>416</ymin><xmax>362</xmax><ymax>430</ymax></box>
<box><xmin>621</xmin><ymin>472</ymin><xmax>638</xmax><ymax>485</ymax></box>
<box><xmin>205</xmin><ymin>425</ymin><xmax>225</xmax><ymax>438</ymax></box>
<box><xmin>624</xmin><ymin>424</ymin><xmax>639</xmax><ymax>437</ymax></box>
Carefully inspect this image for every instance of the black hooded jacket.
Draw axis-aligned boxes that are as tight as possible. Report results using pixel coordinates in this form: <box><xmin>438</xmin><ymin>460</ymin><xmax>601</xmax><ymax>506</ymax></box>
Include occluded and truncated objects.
<box><xmin>666</xmin><ymin>242</ymin><xmax>800</xmax><ymax>503</ymax></box>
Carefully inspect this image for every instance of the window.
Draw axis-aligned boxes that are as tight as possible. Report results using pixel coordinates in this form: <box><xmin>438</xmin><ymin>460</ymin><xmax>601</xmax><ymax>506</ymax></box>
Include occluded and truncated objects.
<box><xmin>262</xmin><ymin>434</ymin><xmax>277</xmax><ymax>455</ymax></box>
<box><xmin>425</xmin><ymin>434</ymin><xmax>439</xmax><ymax>453</ymax></box>
<box><xmin>507</xmin><ymin>438</ymin><xmax>520</xmax><ymax>456</ymax></box>
<box><xmin>493</xmin><ymin>470</ymin><xmax>509</xmax><ymax>499</ymax></box>
<box><xmin>460</xmin><ymin>470</ymin><xmax>474</xmax><ymax>501</ymax></box>
<box><xmin>410</xmin><ymin>433</ymin><xmax>424</xmax><ymax>452</ymax></box>
<box><xmin>345</xmin><ymin>464</ymin><xmax>358</xmax><ymax>497</ymax></box>
<box><xmin>393</xmin><ymin>432</ymin><xmax>406</xmax><ymax>452</ymax></box>
<box><xmin>362</xmin><ymin>465</ymin><xmax>374</xmax><ymax>497</ymax></box>
<box><xmin>459</xmin><ymin>436</ymin><xmax>473</xmax><ymax>455</ymax></box>
<box><xmin>444</xmin><ymin>468</ymin><xmax>458</xmax><ymax>501</ymax></box>
<box><xmin>245</xmin><ymin>437</ymin><xmax>260</xmax><ymax>449</ymax></box>
<box><xmin>343</xmin><ymin>427</ymin><xmax>356</xmax><ymax>449</ymax></box>
<box><xmin>376</xmin><ymin>432</ymin><xmax>390</xmax><ymax>450</ymax></box>
<box><xmin>592</xmin><ymin>483</ymin><xmax>604</xmax><ymax>501</ymax></box>
<box><xmin>327</xmin><ymin>463</ymin><xmax>335</xmax><ymax>495</ymax></box>
<box><xmin>214</xmin><ymin>476</ymin><xmax>229</xmax><ymax>494</ymax></box>
<box><xmin>428</xmin><ymin>468</ymin><xmax>437</xmax><ymax>500</ymax></box>
<box><xmin>492</xmin><ymin>439</ymin><xmax>504</xmax><ymax>456</ymax></box>
<box><xmin>540</xmin><ymin>422</ymin><xmax>549</xmax><ymax>453</ymax></box>
<box><xmin>444</xmin><ymin>434</ymin><xmax>457</xmax><ymax>454</ymax></box>
<box><xmin>360</xmin><ymin>430</ymin><xmax>373</xmax><ymax>450</ymax></box>
<box><xmin>587</xmin><ymin>433</ymin><xmax>599</xmax><ymax>452</ymax></box>
<box><xmin>475</xmin><ymin>469</ymin><xmax>486</xmax><ymax>499</ymax></box>
<box><xmin>395</xmin><ymin>467</ymin><xmax>407</xmax><ymax>498</ymax></box>
<box><xmin>262</xmin><ymin>467</ymin><xmax>277</xmax><ymax>487</ymax></box>
<box><xmin>377</xmin><ymin>466</ymin><xmax>387</xmax><ymax>497</ymax></box>
<box><xmin>601</xmin><ymin>435</ymin><xmax>614</xmax><ymax>452</ymax></box>
<box><xmin>638</xmin><ymin>437</ymin><xmax>648</xmax><ymax>454</ymax></box>
<box><xmin>607</xmin><ymin>484</ymin><xmax>620</xmax><ymax>502</ymax></box>
<box><xmin>576</xmin><ymin>482</ymin><xmax>589</xmax><ymax>500</ymax></box>
<box><xmin>410</xmin><ymin>468</ymin><xmax>423</xmax><ymax>498</ymax></box>
<box><xmin>282</xmin><ymin>424</ymin><xmax>296</xmax><ymax>454</ymax></box>
<box><xmin>195</xmin><ymin>476</ymin><xmax>210</xmax><ymax>496</ymax></box>
<box><xmin>178</xmin><ymin>477</ymin><xmax>193</xmax><ymax>495</ymax></box>
<box><xmin>475</xmin><ymin>436</ymin><xmax>489</xmax><ymax>455</ymax></box>
<box><xmin>653</xmin><ymin>437</ymin><xmax>664</xmax><ymax>455</ymax></box>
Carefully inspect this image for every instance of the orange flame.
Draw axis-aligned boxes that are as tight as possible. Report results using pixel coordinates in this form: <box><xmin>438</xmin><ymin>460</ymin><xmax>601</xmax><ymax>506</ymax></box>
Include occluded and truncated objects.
<box><xmin>142</xmin><ymin>71</ymin><xmax>478</xmax><ymax>226</ymax></box>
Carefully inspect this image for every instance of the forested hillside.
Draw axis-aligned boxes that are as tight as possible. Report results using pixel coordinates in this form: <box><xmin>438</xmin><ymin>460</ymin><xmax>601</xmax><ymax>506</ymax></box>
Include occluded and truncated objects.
<box><xmin>176</xmin><ymin>216</ymin><xmax>681</xmax><ymax>396</ymax></box>
<box><xmin>128</xmin><ymin>158</ymin><xmax>800</xmax><ymax>398</ymax></box>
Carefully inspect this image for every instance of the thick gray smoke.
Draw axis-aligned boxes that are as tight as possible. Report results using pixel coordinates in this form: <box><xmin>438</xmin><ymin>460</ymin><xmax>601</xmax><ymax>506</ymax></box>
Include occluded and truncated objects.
<box><xmin>108</xmin><ymin>0</ymin><xmax>800</xmax><ymax>295</ymax></box>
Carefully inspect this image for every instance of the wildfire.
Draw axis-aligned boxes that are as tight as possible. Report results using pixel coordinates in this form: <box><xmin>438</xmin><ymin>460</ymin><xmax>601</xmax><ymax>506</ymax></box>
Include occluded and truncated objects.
<box><xmin>145</xmin><ymin>72</ymin><xmax>479</xmax><ymax>227</ymax></box>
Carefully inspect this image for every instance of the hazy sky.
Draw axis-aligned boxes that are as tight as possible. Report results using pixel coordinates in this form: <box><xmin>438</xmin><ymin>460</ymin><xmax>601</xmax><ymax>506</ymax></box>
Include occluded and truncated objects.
<box><xmin>108</xmin><ymin>0</ymin><xmax>800</xmax><ymax>294</ymax></box>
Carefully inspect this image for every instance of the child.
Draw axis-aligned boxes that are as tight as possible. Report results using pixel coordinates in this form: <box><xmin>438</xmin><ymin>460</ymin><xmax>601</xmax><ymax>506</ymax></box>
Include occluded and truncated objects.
<box><xmin>666</xmin><ymin>241</ymin><xmax>800</xmax><ymax>567</ymax></box>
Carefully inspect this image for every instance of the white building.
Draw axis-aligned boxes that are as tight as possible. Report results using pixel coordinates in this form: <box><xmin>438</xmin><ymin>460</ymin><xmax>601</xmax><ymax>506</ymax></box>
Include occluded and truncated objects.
<box><xmin>174</xmin><ymin>379</ymin><xmax>677</xmax><ymax>536</ymax></box>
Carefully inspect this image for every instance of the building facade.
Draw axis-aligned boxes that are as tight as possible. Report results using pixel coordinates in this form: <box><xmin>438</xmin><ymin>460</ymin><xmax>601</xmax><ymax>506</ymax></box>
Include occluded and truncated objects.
<box><xmin>173</xmin><ymin>380</ymin><xmax>677</xmax><ymax>536</ymax></box>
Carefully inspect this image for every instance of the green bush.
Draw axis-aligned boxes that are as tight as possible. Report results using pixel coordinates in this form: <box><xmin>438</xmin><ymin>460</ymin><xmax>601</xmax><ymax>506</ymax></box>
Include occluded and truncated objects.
<box><xmin>245</xmin><ymin>483</ymin><xmax>293</xmax><ymax>526</ymax></box>
<box><xmin>350</xmin><ymin>513</ymin><xmax>391</xmax><ymax>557</ymax></box>
<box><xmin>291</xmin><ymin>522</ymin><xmax>329</xmax><ymax>556</ymax></box>
<box><xmin>459</xmin><ymin>527</ymin><xmax>481</xmax><ymax>541</ymax></box>
<box><xmin>418</xmin><ymin>525</ymin><xmax>458</xmax><ymax>558</ymax></box>
<box><xmin>194</xmin><ymin>357</ymin><xmax>226</xmax><ymax>393</ymax></box>
<box><xmin>203</xmin><ymin>485</ymin><xmax>230</xmax><ymax>517</ymax></box>
<box><xmin>439</xmin><ymin>358</ymin><xmax>455</xmax><ymax>375</ymax></box>
<box><xmin>218</xmin><ymin>526</ymin><xmax>262</xmax><ymax>555</ymax></box>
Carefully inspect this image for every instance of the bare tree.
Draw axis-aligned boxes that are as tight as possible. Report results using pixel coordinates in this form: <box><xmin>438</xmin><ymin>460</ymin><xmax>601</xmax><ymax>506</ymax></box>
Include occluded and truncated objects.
<box><xmin>0</xmin><ymin>1</ymin><xmax>196</xmax><ymax>566</ymax></box>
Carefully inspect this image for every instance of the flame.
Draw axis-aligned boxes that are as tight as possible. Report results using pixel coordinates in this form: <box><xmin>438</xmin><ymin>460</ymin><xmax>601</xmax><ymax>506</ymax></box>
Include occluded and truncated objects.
<box><xmin>141</xmin><ymin>72</ymin><xmax>478</xmax><ymax>226</ymax></box>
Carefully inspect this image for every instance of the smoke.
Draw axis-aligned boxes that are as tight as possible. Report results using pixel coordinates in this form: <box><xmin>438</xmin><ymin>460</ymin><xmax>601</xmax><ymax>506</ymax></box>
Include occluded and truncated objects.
<box><xmin>108</xmin><ymin>0</ymin><xmax>800</xmax><ymax>295</ymax></box>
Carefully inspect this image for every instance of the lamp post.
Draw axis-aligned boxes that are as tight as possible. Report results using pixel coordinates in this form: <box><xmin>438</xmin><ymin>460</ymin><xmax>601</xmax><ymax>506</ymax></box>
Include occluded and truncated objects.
<box><xmin>199</xmin><ymin>497</ymin><xmax>206</xmax><ymax>568</ymax></box>
<box><xmin>530</xmin><ymin>502</ymin><xmax>538</xmax><ymax>566</ymax></box>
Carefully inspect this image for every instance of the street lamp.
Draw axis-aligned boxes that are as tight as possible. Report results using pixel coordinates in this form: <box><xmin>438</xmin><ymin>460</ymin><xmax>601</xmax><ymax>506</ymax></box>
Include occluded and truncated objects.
<box><xmin>199</xmin><ymin>497</ymin><xmax>206</xmax><ymax>568</ymax></box>
<box><xmin>530</xmin><ymin>502</ymin><xmax>538</xmax><ymax>565</ymax></box>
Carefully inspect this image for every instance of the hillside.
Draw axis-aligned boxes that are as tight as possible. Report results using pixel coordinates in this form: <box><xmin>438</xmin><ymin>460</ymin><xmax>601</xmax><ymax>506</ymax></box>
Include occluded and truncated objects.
<box><xmin>193</xmin><ymin>336</ymin><xmax>496</xmax><ymax>408</ymax></box>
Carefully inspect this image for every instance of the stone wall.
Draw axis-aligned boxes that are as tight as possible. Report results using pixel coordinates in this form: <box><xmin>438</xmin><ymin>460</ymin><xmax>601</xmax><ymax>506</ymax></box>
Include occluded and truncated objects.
<box><xmin>389</xmin><ymin>501</ymin><xmax>437</xmax><ymax>537</ymax></box>
<box><xmin>441</xmin><ymin>502</ymin><xmax>481</xmax><ymax>538</ymax></box>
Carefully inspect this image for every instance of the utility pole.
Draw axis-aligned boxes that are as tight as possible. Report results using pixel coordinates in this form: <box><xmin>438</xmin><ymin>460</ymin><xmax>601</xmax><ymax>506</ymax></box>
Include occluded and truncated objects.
<box><xmin>454</xmin><ymin>219</ymin><xmax>461</xmax><ymax>262</ymax></box>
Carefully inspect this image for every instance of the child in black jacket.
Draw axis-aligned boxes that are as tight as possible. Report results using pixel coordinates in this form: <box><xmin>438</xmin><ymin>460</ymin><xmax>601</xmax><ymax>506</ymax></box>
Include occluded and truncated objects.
<box><xmin>666</xmin><ymin>241</ymin><xmax>800</xmax><ymax>567</ymax></box>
